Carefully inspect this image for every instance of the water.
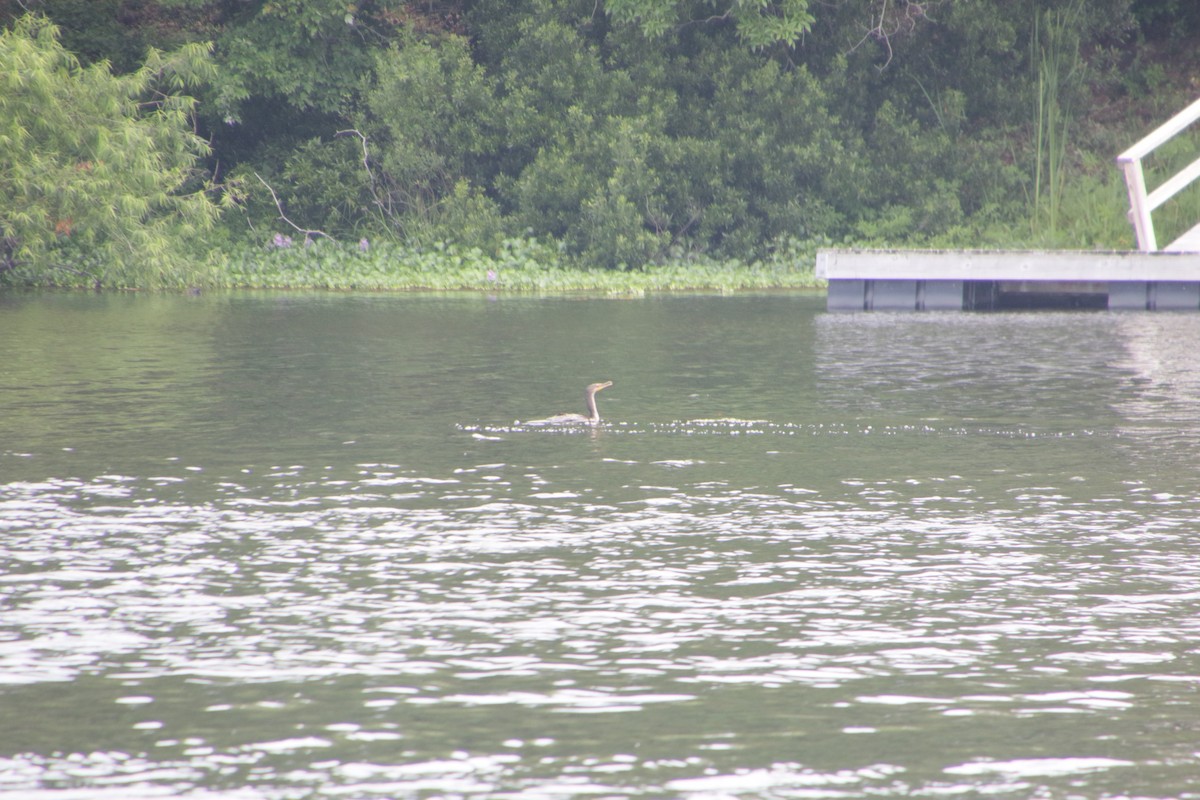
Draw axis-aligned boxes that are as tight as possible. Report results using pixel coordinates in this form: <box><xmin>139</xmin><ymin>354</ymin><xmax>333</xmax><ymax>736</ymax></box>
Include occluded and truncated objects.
<box><xmin>3</xmin><ymin>291</ymin><xmax>1200</xmax><ymax>798</ymax></box>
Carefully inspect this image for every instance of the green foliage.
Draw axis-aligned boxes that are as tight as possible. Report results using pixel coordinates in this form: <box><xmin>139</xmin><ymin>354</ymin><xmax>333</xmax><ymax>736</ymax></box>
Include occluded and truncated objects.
<box><xmin>0</xmin><ymin>15</ymin><xmax>225</xmax><ymax>288</ymax></box>
<box><xmin>237</xmin><ymin>134</ymin><xmax>379</xmax><ymax>237</ymax></box>
<box><xmin>507</xmin><ymin>111</ymin><xmax>674</xmax><ymax>268</ymax></box>
<box><xmin>220</xmin><ymin>236</ymin><xmax>822</xmax><ymax>291</ymax></box>
<box><xmin>486</xmin><ymin>10</ymin><xmax>632</xmax><ymax>174</ymax></box>
<box><xmin>227</xmin><ymin>0</ymin><xmax>1200</xmax><ymax>267</ymax></box>
<box><xmin>212</xmin><ymin>0</ymin><xmax>386</xmax><ymax>121</ymax></box>
<box><xmin>850</xmin><ymin>101</ymin><xmax>965</xmax><ymax>243</ymax></box>
<box><xmin>603</xmin><ymin>0</ymin><xmax>814</xmax><ymax>48</ymax></box>
<box><xmin>22</xmin><ymin>0</ymin><xmax>142</xmax><ymax>69</ymax></box>
<box><xmin>7</xmin><ymin>0</ymin><xmax>1200</xmax><ymax>288</ymax></box>
<box><xmin>696</xmin><ymin>52</ymin><xmax>850</xmax><ymax>250</ymax></box>
<box><xmin>362</xmin><ymin>32</ymin><xmax>500</xmax><ymax>231</ymax></box>
<box><xmin>1132</xmin><ymin>0</ymin><xmax>1200</xmax><ymax>41</ymax></box>
<box><xmin>430</xmin><ymin>180</ymin><xmax>507</xmax><ymax>252</ymax></box>
<box><xmin>482</xmin><ymin>11</ymin><xmax>852</xmax><ymax>266</ymax></box>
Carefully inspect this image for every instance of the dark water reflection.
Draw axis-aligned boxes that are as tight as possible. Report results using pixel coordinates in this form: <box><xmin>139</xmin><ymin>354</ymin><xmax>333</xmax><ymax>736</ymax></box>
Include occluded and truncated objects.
<box><xmin>2</xmin><ymin>292</ymin><xmax>1200</xmax><ymax>798</ymax></box>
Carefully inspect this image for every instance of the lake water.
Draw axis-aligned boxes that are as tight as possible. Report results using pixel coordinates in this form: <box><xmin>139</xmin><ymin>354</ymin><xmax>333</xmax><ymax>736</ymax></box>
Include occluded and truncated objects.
<box><xmin>3</xmin><ymin>291</ymin><xmax>1200</xmax><ymax>799</ymax></box>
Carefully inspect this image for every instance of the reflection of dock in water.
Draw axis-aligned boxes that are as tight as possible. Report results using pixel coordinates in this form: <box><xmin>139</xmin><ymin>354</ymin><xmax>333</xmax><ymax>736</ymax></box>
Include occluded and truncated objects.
<box><xmin>820</xmin><ymin>96</ymin><xmax>1200</xmax><ymax>312</ymax></box>
<box><xmin>1112</xmin><ymin>313</ymin><xmax>1200</xmax><ymax>432</ymax></box>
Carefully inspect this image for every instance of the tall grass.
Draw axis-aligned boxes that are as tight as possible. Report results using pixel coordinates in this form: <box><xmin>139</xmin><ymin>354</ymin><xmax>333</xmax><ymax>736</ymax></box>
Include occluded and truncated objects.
<box><xmin>1030</xmin><ymin>1</ymin><xmax>1084</xmax><ymax>239</ymax></box>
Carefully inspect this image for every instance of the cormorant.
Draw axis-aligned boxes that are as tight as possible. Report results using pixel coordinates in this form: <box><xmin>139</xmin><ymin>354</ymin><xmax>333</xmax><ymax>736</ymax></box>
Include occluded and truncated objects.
<box><xmin>525</xmin><ymin>381</ymin><xmax>613</xmax><ymax>426</ymax></box>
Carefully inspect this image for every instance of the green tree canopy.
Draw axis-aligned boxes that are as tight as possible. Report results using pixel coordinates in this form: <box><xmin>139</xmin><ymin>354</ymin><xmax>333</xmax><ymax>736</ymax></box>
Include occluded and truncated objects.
<box><xmin>0</xmin><ymin>14</ymin><xmax>226</xmax><ymax>287</ymax></box>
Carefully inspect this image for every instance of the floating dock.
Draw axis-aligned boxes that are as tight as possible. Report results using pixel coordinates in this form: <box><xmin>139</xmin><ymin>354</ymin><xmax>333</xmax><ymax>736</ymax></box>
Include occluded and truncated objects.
<box><xmin>816</xmin><ymin>249</ymin><xmax>1200</xmax><ymax>311</ymax></box>
<box><xmin>819</xmin><ymin>96</ymin><xmax>1200</xmax><ymax>311</ymax></box>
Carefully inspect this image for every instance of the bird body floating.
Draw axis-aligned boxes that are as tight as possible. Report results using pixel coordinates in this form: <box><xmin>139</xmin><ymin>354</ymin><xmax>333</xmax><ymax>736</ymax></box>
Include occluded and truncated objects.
<box><xmin>523</xmin><ymin>381</ymin><xmax>613</xmax><ymax>426</ymax></box>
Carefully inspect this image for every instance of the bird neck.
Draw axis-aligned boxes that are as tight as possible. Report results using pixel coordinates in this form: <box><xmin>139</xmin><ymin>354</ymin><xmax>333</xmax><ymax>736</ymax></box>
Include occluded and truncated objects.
<box><xmin>584</xmin><ymin>390</ymin><xmax>600</xmax><ymax>422</ymax></box>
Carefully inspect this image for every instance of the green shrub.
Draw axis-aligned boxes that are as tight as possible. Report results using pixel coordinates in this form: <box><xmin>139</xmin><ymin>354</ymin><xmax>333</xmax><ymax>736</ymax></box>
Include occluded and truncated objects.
<box><xmin>0</xmin><ymin>15</ymin><xmax>225</xmax><ymax>289</ymax></box>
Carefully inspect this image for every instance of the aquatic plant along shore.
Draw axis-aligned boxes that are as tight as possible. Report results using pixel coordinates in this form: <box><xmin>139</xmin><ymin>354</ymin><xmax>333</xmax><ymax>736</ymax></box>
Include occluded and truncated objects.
<box><xmin>218</xmin><ymin>237</ymin><xmax>824</xmax><ymax>292</ymax></box>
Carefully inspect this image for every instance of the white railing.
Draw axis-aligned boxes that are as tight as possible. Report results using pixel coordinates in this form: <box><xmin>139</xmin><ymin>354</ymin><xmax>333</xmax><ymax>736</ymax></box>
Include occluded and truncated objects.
<box><xmin>1116</xmin><ymin>96</ymin><xmax>1200</xmax><ymax>252</ymax></box>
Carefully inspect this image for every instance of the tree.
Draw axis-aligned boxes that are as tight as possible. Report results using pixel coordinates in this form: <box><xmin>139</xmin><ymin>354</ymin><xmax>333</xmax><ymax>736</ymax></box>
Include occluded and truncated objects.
<box><xmin>211</xmin><ymin>0</ymin><xmax>393</xmax><ymax>122</ymax></box>
<box><xmin>0</xmin><ymin>14</ymin><xmax>226</xmax><ymax>287</ymax></box>
<box><xmin>603</xmin><ymin>0</ymin><xmax>814</xmax><ymax>48</ymax></box>
<box><xmin>363</xmin><ymin>32</ymin><xmax>499</xmax><ymax>227</ymax></box>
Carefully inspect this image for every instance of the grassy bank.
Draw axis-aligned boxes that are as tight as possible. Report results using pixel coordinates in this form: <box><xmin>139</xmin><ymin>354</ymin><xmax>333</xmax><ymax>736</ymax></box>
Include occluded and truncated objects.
<box><xmin>216</xmin><ymin>237</ymin><xmax>825</xmax><ymax>293</ymax></box>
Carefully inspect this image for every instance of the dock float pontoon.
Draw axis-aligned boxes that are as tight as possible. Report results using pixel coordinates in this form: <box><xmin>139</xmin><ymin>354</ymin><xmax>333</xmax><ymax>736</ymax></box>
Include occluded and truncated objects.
<box><xmin>817</xmin><ymin>249</ymin><xmax>1200</xmax><ymax>311</ymax></box>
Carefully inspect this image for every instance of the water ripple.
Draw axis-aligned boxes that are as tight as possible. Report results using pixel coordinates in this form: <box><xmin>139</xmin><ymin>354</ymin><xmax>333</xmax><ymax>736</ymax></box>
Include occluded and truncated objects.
<box><xmin>4</xmin><ymin>456</ymin><xmax>1200</xmax><ymax>798</ymax></box>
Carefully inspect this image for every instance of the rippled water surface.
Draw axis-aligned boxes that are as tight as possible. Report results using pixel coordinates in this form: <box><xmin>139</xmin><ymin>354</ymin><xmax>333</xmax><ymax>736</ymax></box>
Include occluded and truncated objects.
<box><xmin>4</xmin><ymin>292</ymin><xmax>1200</xmax><ymax>799</ymax></box>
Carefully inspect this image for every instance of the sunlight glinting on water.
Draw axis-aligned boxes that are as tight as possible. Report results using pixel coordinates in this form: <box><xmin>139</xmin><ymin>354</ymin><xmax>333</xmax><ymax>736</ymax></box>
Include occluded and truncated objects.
<box><xmin>5</xmin><ymin>463</ymin><xmax>1199</xmax><ymax>712</ymax></box>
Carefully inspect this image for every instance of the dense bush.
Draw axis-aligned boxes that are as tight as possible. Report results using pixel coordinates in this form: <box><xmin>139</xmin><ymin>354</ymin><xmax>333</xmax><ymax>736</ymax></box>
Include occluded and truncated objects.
<box><xmin>4</xmin><ymin>0</ymin><xmax>1200</xmax><ymax>287</ymax></box>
